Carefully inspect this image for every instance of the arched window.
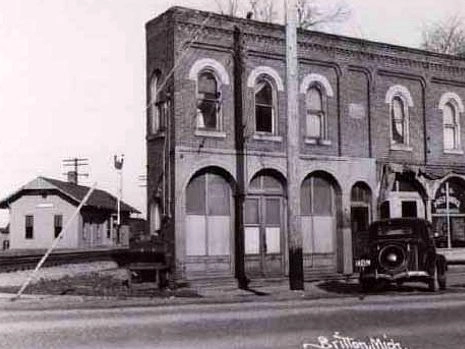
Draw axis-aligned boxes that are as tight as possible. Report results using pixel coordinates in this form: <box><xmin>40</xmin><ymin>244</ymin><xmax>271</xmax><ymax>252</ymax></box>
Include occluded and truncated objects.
<box><xmin>186</xmin><ymin>172</ymin><xmax>231</xmax><ymax>256</ymax></box>
<box><xmin>255</xmin><ymin>76</ymin><xmax>276</xmax><ymax>134</ymax></box>
<box><xmin>150</xmin><ymin>201</ymin><xmax>161</xmax><ymax>236</ymax></box>
<box><xmin>432</xmin><ymin>177</ymin><xmax>465</xmax><ymax>248</ymax></box>
<box><xmin>443</xmin><ymin>102</ymin><xmax>460</xmax><ymax>151</ymax></box>
<box><xmin>196</xmin><ymin>71</ymin><xmax>221</xmax><ymax>130</ymax></box>
<box><xmin>306</xmin><ymin>86</ymin><xmax>324</xmax><ymax>139</ymax></box>
<box><xmin>391</xmin><ymin>96</ymin><xmax>407</xmax><ymax>145</ymax></box>
<box><xmin>149</xmin><ymin>74</ymin><xmax>161</xmax><ymax>134</ymax></box>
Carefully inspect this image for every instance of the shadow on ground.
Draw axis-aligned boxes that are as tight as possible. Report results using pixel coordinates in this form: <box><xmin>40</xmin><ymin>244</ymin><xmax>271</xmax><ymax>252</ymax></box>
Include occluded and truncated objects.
<box><xmin>316</xmin><ymin>280</ymin><xmax>439</xmax><ymax>296</ymax></box>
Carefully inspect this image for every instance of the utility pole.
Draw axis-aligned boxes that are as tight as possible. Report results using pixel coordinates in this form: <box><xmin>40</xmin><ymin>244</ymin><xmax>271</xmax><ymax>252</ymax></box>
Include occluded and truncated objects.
<box><xmin>286</xmin><ymin>0</ymin><xmax>304</xmax><ymax>290</ymax></box>
<box><xmin>62</xmin><ymin>158</ymin><xmax>89</xmax><ymax>185</ymax></box>
<box><xmin>114</xmin><ymin>154</ymin><xmax>124</xmax><ymax>245</ymax></box>
<box><xmin>233</xmin><ymin>25</ymin><xmax>248</xmax><ymax>289</ymax></box>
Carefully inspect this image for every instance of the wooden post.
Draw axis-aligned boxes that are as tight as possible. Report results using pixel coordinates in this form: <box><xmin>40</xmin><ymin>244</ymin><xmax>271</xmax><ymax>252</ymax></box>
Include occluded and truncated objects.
<box><xmin>233</xmin><ymin>25</ymin><xmax>248</xmax><ymax>289</ymax></box>
<box><xmin>286</xmin><ymin>0</ymin><xmax>304</xmax><ymax>290</ymax></box>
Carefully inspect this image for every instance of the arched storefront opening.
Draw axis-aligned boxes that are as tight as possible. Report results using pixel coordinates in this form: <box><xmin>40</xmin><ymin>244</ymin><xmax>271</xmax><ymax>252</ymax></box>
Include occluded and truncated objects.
<box><xmin>432</xmin><ymin>177</ymin><xmax>465</xmax><ymax>249</ymax></box>
<box><xmin>185</xmin><ymin>168</ymin><xmax>234</xmax><ymax>277</ymax></box>
<box><xmin>380</xmin><ymin>172</ymin><xmax>427</xmax><ymax>219</ymax></box>
<box><xmin>300</xmin><ymin>171</ymin><xmax>341</xmax><ymax>274</ymax></box>
<box><xmin>244</xmin><ymin>170</ymin><xmax>286</xmax><ymax>277</ymax></box>
<box><xmin>350</xmin><ymin>182</ymin><xmax>372</xmax><ymax>263</ymax></box>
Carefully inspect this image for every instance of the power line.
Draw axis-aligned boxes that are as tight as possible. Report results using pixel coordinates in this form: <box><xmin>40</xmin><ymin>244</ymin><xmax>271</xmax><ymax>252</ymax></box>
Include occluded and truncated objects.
<box><xmin>62</xmin><ymin>157</ymin><xmax>89</xmax><ymax>185</ymax></box>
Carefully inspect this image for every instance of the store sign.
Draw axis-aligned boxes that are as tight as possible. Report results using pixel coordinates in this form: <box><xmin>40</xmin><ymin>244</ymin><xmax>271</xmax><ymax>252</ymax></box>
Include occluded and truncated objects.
<box><xmin>434</xmin><ymin>194</ymin><xmax>461</xmax><ymax>212</ymax></box>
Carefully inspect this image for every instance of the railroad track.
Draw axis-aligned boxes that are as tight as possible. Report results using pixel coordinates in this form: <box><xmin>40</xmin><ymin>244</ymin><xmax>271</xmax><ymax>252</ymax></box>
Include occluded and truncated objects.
<box><xmin>0</xmin><ymin>248</ymin><xmax>130</xmax><ymax>273</ymax></box>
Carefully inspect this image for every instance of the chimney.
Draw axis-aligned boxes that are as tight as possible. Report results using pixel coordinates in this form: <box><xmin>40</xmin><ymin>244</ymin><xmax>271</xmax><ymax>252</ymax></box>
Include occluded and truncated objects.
<box><xmin>67</xmin><ymin>171</ymin><xmax>78</xmax><ymax>185</ymax></box>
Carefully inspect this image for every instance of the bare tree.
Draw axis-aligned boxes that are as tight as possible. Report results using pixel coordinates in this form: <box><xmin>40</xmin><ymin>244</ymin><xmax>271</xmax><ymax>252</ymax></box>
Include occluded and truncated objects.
<box><xmin>296</xmin><ymin>0</ymin><xmax>350</xmax><ymax>30</ymax></box>
<box><xmin>214</xmin><ymin>0</ymin><xmax>240</xmax><ymax>16</ymax></box>
<box><xmin>249</xmin><ymin>0</ymin><xmax>277</xmax><ymax>23</ymax></box>
<box><xmin>421</xmin><ymin>15</ymin><xmax>465</xmax><ymax>57</ymax></box>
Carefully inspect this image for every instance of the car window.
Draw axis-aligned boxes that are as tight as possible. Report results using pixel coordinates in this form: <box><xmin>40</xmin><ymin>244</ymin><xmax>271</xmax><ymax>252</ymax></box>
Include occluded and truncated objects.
<box><xmin>375</xmin><ymin>226</ymin><xmax>413</xmax><ymax>236</ymax></box>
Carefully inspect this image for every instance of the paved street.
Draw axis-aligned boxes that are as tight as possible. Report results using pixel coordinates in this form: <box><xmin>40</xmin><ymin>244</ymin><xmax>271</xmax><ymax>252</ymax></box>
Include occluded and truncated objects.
<box><xmin>1</xmin><ymin>290</ymin><xmax>465</xmax><ymax>349</ymax></box>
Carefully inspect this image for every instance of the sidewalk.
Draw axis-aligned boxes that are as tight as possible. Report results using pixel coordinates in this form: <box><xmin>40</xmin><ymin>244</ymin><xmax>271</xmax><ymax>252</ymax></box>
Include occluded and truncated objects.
<box><xmin>0</xmin><ymin>264</ymin><xmax>464</xmax><ymax>311</ymax></box>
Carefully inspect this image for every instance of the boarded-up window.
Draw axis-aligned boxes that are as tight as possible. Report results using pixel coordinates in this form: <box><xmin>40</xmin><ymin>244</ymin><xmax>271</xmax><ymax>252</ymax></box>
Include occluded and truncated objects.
<box><xmin>306</xmin><ymin>87</ymin><xmax>323</xmax><ymax>139</ymax></box>
<box><xmin>245</xmin><ymin>198</ymin><xmax>259</xmax><ymax>225</ymax></box>
<box><xmin>208</xmin><ymin>174</ymin><xmax>230</xmax><ymax>216</ymax></box>
<box><xmin>25</xmin><ymin>215</ymin><xmax>34</xmax><ymax>239</ymax></box>
<box><xmin>186</xmin><ymin>174</ymin><xmax>206</xmax><ymax>215</ymax></box>
<box><xmin>301</xmin><ymin>176</ymin><xmax>333</xmax><ymax>216</ymax></box>
<box><xmin>186</xmin><ymin>172</ymin><xmax>231</xmax><ymax>256</ymax></box>
<box><xmin>301</xmin><ymin>175</ymin><xmax>336</xmax><ymax>254</ymax></box>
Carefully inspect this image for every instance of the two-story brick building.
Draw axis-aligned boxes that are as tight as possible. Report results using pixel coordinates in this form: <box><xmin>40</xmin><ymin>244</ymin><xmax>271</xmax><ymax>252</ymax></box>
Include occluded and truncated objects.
<box><xmin>146</xmin><ymin>7</ymin><xmax>465</xmax><ymax>283</ymax></box>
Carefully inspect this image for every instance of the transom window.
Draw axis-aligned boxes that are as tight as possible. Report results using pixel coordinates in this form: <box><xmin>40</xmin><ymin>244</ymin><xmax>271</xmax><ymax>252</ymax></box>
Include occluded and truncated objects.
<box><xmin>443</xmin><ymin>102</ymin><xmax>460</xmax><ymax>151</ymax></box>
<box><xmin>255</xmin><ymin>77</ymin><xmax>276</xmax><ymax>134</ymax></box>
<box><xmin>196</xmin><ymin>71</ymin><xmax>221</xmax><ymax>130</ymax></box>
<box><xmin>306</xmin><ymin>86</ymin><xmax>324</xmax><ymax>139</ymax></box>
<box><xmin>391</xmin><ymin>96</ymin><xmax>407</xmax><ymax>145</ymax></box>
<box><xmin>301</xmin><ymin>176</ymin><xmax>334</xmax><ymax>216</ymax></box>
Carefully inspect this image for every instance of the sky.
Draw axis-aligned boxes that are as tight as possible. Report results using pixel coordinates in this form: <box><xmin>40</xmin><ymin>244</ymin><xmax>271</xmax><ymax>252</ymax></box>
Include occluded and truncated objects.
<box><xmin>0</xmin><ymin>0</ymin><xmax>464</xmax><ymax>226</ymax></box>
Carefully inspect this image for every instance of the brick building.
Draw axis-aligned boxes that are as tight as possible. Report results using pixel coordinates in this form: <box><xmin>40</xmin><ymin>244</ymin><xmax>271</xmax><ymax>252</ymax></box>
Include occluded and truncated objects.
<box><xmin>146</xmin><ymin>7</ymin><xmax>465</xmax><ymax>282</ymax></box>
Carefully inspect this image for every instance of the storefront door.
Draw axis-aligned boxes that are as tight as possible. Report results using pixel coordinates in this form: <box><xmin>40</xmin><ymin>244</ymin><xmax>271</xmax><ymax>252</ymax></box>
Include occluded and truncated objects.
<box><xmin>244</xmin><ymin>196</ymin><xmax>283</xmax><ymax>276</ymax></box>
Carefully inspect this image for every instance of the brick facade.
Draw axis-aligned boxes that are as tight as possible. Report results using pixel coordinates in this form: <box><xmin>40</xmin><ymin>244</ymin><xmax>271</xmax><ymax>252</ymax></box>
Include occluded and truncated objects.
<box><xmin>146</xmin><ymin>7</ymin><xmax>465</xmax><ymax>282</ymax></box>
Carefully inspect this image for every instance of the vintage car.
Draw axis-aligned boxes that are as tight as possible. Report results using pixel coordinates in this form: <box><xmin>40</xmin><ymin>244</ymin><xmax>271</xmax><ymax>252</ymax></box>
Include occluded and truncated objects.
<box><xmin>355</xmin><ymin>218</ymin><xmax>447</xmax><ymax>292</ymax></box>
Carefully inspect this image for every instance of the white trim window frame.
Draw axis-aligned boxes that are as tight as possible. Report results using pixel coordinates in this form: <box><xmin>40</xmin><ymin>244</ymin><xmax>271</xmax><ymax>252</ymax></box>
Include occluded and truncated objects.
<box><xmin>385</xmin><ymin>85</ymin><xmax>414</xmax><ymax>151</ymax></box>
<box><xmin>195</xmin><ymin>69</ymin><xmax>222</xmax><ymax>132</ymax></box>
<box><xmin>442</xmin><ymin>100</ymin><xmax>462</xmax><ymax>153</ymax></box>
<box><xmin>389</xmin><ymin>95</ymin><xmax>411</xmax><ymax>150</ymax></box>
<box><xmin>149</xmin><ymin>73</ymin><xmax>163</xmax><ymax>135</ymax></box>
<box><xmin>305</xmin><ymin>84</ymin><xmax>330</xmax><ymax>145</ymax></box>
<box><xmin>254</xmin><ymin>75</ymin><xmax>278</xmax><ymax>136</ymax></box>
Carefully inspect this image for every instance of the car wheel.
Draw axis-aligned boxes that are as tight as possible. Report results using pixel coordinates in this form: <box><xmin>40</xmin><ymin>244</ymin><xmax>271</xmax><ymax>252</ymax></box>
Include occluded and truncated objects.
<box><xmin>428</xmin><ymin>267</ymin><xmax>439</xmax><ymax>292</ymax></box>
<box><xmin>438</xmin><ymin>273</ymin><xmax>447</xmax><ymax>290</ymax></box>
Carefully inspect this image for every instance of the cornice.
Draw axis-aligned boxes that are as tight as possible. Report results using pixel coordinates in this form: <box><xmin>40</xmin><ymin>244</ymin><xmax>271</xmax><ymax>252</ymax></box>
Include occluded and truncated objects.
<box><xmin>175</xmin><ymin>21</ymin><xmax>465</xmax><ymax>78</ymax></box>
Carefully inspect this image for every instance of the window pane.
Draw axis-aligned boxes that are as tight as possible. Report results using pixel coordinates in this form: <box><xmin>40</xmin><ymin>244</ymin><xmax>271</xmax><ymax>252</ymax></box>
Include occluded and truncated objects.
<box><xmin>451</xmin><ymin>217</ymin><xmax>465</xmax><ymax>247</ymax></box>
<box><xmin>255</xmin><ymin>81</ymin><xmax>272</xmax><ymax>105</ymax></box>
<box><xmin>263</xmin><ymin>176</ymin><xmax>282</xmax><ymax>190</ymax></box>
<box><xmin>392</xmin><ymin>98</ymin><xmax>404</xmax><ymax>120</ymax></box>
<box><xmin>256</xmin><ymin>105</ymin><xmax>273</xmax><ymax>132</ymax></box>
<box><xmin>150</xmin><ymin>202</ymin><xmax>161</xmax><ymax>233</ymax></box>
<box><xmin>301</xmin><ymin>178</ymin><xmax>312</xmax><ymax>216</ymax></box>
<box><xmin>255</xmin><ymin>79</ymin><xmax>274</xmax><ymax>133</ymax></box>
<box><xmin>443</xmin><ymin>103</ymin><xmax>455</xmax><ymax>125</ymax></box>
<box><xmin>186</xmin><ymin>175</ymin><xmax>206</xmax><ymax>215</ymax></box>
<box><xmin>198</xmin><ymin>72</ymin><xmax>217</xmax><ymax>95</ymax></box>
<box><xmin>25</xmin><ymin>215</ymin><xmax>33</xmax><ymax>239</ymax></box>
<box><xmin>306</xmin><ymin>87</ymin><xmax>322</xmax><ymax>111</ymax></box>
<box><xmin>197</xmin><ymin>100</ymin><xmax>217</xmax><ymax>129</ymax></box>
<box><xmin>265</xmin><ymin>199</ymin><xmax>280</xmax><ymax>225</ymax></box>
<box><xmin>245</xmin><ymin>199</ymin><xmax>259</xmax><ymax>224</ymax></box>
<box><xmin>208</xmin><ymin>174</ymin><xmax>230</xmax><ymax>216</ymax></box>
<box><xmin>392</xmin><ymin>120</ymin><xmax>404</xmax><ymax>143</ymax></box>
<box><xmin>313</xmin><ymin>177</ymin><xmax>332</xmax><ymax>215</ymax></box>
<box><xmin>306</xmin><ymin>113</ymin><xmax>321</xmax><ymax>138</ymax></box>
<box><xmin>444</xmin><ymin>127</ymin><xmax>455</xmax><ymax>150</ymax></box>
<box><xmin>391</xmin><ymin>97</ymin><xmax>405</xmax><ymax>144</ymax></box>
<box><xmin>351</xmin><ymin>184</ymin><xmax>370</xmax><ymax>203</ymax></box>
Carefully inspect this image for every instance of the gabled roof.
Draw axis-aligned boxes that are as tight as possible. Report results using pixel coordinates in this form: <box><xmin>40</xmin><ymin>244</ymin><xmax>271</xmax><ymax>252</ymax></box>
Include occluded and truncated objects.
<box><xmin>0</xmin><ymin>177</ymin><xmax>139</xmax><ymax>213</ymax></box>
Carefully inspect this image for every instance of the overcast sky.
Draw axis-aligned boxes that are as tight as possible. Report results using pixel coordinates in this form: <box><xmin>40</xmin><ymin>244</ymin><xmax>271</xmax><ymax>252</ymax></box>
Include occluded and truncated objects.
<box><xmin>0</xmin><ymin>0</ymin><xmax>464</xmax><ymax>226</ymax></box>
